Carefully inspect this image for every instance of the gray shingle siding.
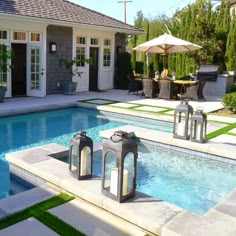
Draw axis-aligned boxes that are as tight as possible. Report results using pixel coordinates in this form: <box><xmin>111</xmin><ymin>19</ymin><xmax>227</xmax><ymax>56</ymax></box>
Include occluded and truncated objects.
<box><xmin>0</xmin><ymin>0</ymin><xmax>143</xmax><ymax>33</ymax></box>
<box><xmin>46</xmin><ymin>25</ymin><xmax>72</xmax><ymax>95</ymax></box>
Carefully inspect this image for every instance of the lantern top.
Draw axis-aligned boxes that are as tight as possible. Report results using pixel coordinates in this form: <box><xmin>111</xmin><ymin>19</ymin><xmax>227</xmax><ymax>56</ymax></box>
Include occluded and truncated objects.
<box><xmin>74</xmin><ymin>131</ymin><xmax>87</xmax><ymax>139</ymax></box>
<box><xmin>175</xmin><ymin>99</ymin><xmax>193</xmax><ymax>113</ymax></box>
<box><xmin>110</xmin><ymin>131</ymin><xmax>128</xmax><ymax>143</ymax></box>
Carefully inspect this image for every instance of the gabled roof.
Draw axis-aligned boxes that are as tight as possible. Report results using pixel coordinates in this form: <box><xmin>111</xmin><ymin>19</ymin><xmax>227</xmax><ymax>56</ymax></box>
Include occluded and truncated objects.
<box><xmin>0</xmin><ymin>0</ymin><xmax>142</xmax><ymax>33</ymax></box>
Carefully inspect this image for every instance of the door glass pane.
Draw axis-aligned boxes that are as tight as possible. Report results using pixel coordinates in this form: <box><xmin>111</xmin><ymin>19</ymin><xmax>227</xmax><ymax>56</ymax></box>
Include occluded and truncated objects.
<box><xmin>123</xmin><ymin>152</ymin><xmax>135</xmax><ymax>196</ymax></box>
<box><xmin>30</xmin><ymin>46</ymin><xmax>40</xmax><ymax>90</ymax></box>
<box><xmin>0</xmin><ymin>44</ymin><xmax>7</xmax><ymax>86</ymax></box>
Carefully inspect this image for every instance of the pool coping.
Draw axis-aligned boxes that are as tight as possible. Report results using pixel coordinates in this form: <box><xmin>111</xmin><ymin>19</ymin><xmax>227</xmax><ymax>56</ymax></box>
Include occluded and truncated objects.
<box><xmin>5</xmin><ymin>138</ymin><xmax>236</xmax><ymax>236</ymax></box>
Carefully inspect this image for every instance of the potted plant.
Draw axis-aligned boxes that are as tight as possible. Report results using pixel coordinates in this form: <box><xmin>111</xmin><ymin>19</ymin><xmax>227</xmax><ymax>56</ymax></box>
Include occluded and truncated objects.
<box><xmin>0</xmin><ymin>43</ymin><xmax>13</xmax><ymax>101</ymax></box>
<box><xmin>59</xmin><ymin>57</ymin><xmax>90</xmax><ymax>95</ymax></box>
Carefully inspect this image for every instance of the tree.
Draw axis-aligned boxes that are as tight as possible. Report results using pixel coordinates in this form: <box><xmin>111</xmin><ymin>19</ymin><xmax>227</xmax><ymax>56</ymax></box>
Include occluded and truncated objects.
<box><xmin>225</xmin><ymin>10</ymin><xmax>236</xmax><ymax>71</ymax></box>
<box><xmin>0</xmin><ymin>44</ymin><xmax>13</xmax><ymax>86</ymax></box>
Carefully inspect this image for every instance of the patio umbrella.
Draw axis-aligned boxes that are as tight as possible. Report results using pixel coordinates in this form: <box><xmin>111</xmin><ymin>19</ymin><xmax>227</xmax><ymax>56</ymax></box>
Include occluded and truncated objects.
<box><xmin>133</xmin><ymin>33</ymin><xmax>202</xmax><ymax>71</ymax></box>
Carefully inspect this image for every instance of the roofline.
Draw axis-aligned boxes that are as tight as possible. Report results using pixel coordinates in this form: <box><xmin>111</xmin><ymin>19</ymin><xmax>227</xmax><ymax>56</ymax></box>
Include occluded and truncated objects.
<box><xmin>0</xmin><ymin>12</ymin><xmax>143</xmax><ymax>35</ymax></box>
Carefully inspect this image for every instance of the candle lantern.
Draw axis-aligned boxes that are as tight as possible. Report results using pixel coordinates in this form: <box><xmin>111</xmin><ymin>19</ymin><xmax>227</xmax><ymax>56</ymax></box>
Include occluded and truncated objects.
<box><xmin>173</xmin><ymin>100</ymin><xmax>193</xmax><ymax>140</ymax></box>
<box><xmin>102</xmin><ymin>131</ymin><xmax>138</xmax><ymax>202</ymax></box>
<box><xmin>190</xmin><ymin>107</ymin><xmax>207</xmax><ymax>143</ymax></box>
<box><xmin>69</xmin><ymin>131</ymin><xmax>93</xmax><ymax>180</ymax></box>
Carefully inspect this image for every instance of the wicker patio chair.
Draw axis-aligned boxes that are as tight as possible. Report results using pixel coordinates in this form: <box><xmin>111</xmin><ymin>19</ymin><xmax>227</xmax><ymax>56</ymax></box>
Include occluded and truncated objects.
<box><xmin>184</xmin><ymin>80</ymin><xmax>206</xmax><ymax>101</ymax></box>
<box><xmin>141</xmin><ymin>78</ymin><xmax>159</xmax><ymax>98</ymax></box>
<box><xmin>128</xmin><ymin>73</ymin><xmax>142</xmax><ymax>95</ymax></box>
<box><xmin>158</xmin><ymin>78</ymin><xmax>178</xmax><ymax>100</ymax></box>
<box><xmin>0</xmin><ymin>86</ymin><xmax>6</xmax><ymax>102</ymax></box>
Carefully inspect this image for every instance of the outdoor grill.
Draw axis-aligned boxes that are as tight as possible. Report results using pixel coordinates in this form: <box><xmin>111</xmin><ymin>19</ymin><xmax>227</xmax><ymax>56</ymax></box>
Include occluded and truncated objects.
<box><xmin>197</xmin><ymin>64</ymin><xmax>222</xmax><ymax>82</ymax></box>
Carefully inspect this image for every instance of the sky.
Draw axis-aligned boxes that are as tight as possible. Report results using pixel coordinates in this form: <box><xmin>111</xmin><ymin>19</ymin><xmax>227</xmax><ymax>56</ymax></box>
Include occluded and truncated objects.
<box><xmin>69</xmin><ymin>0</ymin><xmax>197</xmax><ymax>25</ymax></box>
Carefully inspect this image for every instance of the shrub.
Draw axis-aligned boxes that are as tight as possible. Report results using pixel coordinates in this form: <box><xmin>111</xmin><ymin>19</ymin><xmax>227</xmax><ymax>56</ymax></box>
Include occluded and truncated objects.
<box><xmin>222</xmin><ymin>92</ymin><xmax>236</xmax><ymax>113</ymax></box>
<box><xmin>229</xmin><ymin>84</ymin><xmax>236</xmax><ymax>93</ymax></box>
<box><xmin>114</xmin><ymin>52</ymin><xmax>133</xmax><ymax>89</ymax></box>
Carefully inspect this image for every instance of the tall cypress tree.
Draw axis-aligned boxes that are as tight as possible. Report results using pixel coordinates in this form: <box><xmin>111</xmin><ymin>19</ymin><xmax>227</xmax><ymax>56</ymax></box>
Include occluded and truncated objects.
<box><xmin>225</xmin><ymin>10</ymin><xmax>236</xmax><ymax>71</ymax></box>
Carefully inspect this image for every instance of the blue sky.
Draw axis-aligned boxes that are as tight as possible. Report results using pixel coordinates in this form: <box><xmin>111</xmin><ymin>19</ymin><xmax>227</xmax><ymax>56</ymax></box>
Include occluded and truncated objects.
<box><xmin>69</xmin><ymin>0</ymin><xmax>196</xmax><ymax>25</ymax></box>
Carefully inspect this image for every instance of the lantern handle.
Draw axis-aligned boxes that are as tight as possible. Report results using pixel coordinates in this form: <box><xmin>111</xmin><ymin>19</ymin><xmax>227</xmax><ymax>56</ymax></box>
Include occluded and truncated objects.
<box><xmin>110</xmin><ymin>131</ymin><xmax>127</xmax><ymax>143</ymax></box>
<box><xmin>196</xmin><ymin>106</ymin><xmax>204</xmax><ymax>112</ymax></box>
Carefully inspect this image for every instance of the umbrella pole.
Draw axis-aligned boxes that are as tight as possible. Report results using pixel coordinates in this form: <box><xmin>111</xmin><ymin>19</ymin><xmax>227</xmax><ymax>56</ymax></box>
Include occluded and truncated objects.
<box><xmin>146</xmin><ymin>52</ymin><xmax>149</xmax><ymax>76</ymax></box>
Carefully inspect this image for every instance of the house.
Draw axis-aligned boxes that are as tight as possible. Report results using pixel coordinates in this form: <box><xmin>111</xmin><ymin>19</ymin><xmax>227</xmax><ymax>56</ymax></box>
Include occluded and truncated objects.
<box><xmin>0</xmin><ymin>0</ymin><xmax>142</xmax><ymax>97</ymax></box>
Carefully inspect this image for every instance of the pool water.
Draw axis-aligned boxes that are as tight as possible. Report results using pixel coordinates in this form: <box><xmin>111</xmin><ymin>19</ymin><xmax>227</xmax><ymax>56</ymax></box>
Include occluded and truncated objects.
<box><xmin>61</xmin><ymin>142</ymin><xmax>236</xmax><ymax>214</ymax></box>
<box><xmin>0</xmin><ymin>107</ymin><xmax>171</xmax><ymax>200</ymax></box>
<box><xmin>0</xmin><ymin>107</ymin><xmax>235</xmax><ymax>214</ymax></box>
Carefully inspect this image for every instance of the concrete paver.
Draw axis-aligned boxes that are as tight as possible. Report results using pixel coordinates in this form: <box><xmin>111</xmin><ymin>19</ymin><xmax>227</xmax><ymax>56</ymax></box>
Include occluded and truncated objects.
<box><xmin>49</xmin><ymin>198</ymin><xmax>148</xmax><ymax>236</ymax></box>
<box><xmin>0</xmin><ymin>217</ymin><xmax>59</xmax><ymax>236</ymax></box>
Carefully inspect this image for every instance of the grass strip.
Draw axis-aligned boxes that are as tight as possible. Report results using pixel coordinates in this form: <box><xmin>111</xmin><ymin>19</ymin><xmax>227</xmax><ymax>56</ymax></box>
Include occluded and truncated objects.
<box><xmin>34</xmin><ymin>208</ymin><xmax>85</xmax><ymax>236</ymax></box>
<box><xmin>0</xmin><ymin>193</ymin><xmax>79</xmax><ymax>234</ymax></box>
<box><xmin>226</xmin><ymin>132</ymin><xmax>236</xmax><ymax>136</ymax></box>
<box><xmin>207</xmin><ymin>123</ymin><xmax>236</xmax><ymax>140</ymax></box>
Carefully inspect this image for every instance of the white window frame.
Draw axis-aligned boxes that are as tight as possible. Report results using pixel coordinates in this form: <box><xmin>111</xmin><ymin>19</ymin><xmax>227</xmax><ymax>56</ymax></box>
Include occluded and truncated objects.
<box><xmin>75</xmin><ymin>36</ymin><xmax>87</xmax><ymax>68</ymax></box>
<box><xmin>29</xmin><ymin>32</ymin><xmax>42</xmax><ymax>43</ymax></box>
<box><xmin>103</xmin><ymin>38</ymin><xmax>112</xmax><ymax>67</ymax></box>
<box><xmin>90</xmin><ymin>37</ymin><xmax>99</xmax><ymax>46</ymax></box>
<box><xmin>11</xmin><ymin>31</ymin><xmax>27</xmax><ymax>43</ymax></box>
<box><xmin>0</xmin><ymin>29</ymin><xmax>9</xmax><ymax>42</ymax></box>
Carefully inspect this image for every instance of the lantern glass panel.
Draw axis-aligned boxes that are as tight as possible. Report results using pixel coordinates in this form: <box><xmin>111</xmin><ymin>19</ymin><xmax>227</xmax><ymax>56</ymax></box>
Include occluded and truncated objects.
<box><xmin>177</xmin><ymin>113</ymin><xmax>186</xmax><ymax>136</ymax></box>
<box><xmin>104</xmin><ymin>151</ymin><xmax>117</xmax><ymax>196</ymax></box>
<box><xmin>70</xmin><ymin>145</ymin><xmax>79</xmax><ymax>175</ymax></box>
<box><xmin>80</xmin><ymin>147</ymin><xmax>92</xmax><ymax>176</ymax></box>
<box><xmin>123</xmin><ymin>152</ymin><xmax>135</xmax><ymax>197</ymax></box>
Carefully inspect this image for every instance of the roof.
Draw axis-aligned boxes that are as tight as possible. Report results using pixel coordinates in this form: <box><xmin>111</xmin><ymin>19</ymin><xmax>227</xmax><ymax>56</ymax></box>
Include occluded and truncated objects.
<box><xmin>0</xmin><ymin>0</ymin><xmax>143</xmax><ymax>33</ymax></box>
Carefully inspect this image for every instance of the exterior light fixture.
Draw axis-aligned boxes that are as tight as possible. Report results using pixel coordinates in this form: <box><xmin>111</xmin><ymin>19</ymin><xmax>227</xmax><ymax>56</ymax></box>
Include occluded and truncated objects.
<box><xmin>69</xmin><ymin>131</ymin><xmax>93</xmax><ymax>180</ymax></box>
<box><xmin>49</xmin><ymin>42</ymin><xmax>57</xmax><ymax>53</ymax></box>
<box><xmin>173</xmin><ymin>100</ymin><xmax>193</xmax><ymax>140</ymax></box>
<box><xmin>190</xmin><ymin>107</ymin><xmax>207</xmax><ymax>143</ymax></box>
<box><xmin>101</xmin><ymin>131</ymin><xmax>138</xmax><ymax>202</ymax></box>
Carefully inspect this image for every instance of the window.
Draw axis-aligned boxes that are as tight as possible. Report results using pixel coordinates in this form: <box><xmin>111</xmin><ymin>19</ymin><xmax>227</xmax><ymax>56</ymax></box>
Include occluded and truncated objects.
<box><xmin>76</xmin><ymin>37</ymin><xmax>85</xmax><ymax>45</ymax></box>
<box><xmin>30</xmin><ymin>33</ymin><xmax>41</xmax><ymax>42</ymax></box>
<box><xmin>76</xmin><ymin>47</ymin><xmax>85</xmax><ymax>67</ymax></box>
<box><xmin>13</xmin><ymin>31</ymin><xmax>26</xmax><ymax>41</ymax></box>
<box><xmin>103</xmin><ymin>39</ymin><xmax>112</xmax><ymax>67</ymax></box>
<box><xmin>0</xmin><ymin>44</ymin><xmax>8</xmax><ymax>86</ymax></box>
<box><xmin>0</xmin><ymin>30</ymin><xmax>8</xmax><ymax>40</ymax></box>
<box><xmin>103</xmin><ymin>48</ymin><xmax>111</xmax><ymax>67</ymax></box>
<box><xmin>104</xmin><ymin>39</ymin><xmax>111</xmax><ymax>46</ymax></box>
<box><xmin>76</xmin><ymin>36</ymin><xmax>86</xmax><ymax>67</ymax></box>
<box><xmin>90</xmin><ymin>38</ymin><xmax>99</xmax><ymax>45</ymax></box>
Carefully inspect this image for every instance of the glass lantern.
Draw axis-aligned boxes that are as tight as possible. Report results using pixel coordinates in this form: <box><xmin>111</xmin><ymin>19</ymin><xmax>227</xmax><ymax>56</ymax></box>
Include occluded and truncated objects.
<box><xmin>173</xmin><ymin>100</ymin><xmax>193</xmax><ymax>140</ymax></box>
<box><xmin>101</xmin><ymin>131</ymin><xmax>138</xmax><ymax>202</ymax></box>
<box><xmin>190</xmin><ymin>107</ymin><xmax>207</xmax><ymax>143</ymax></box>
<box><xmin>69</xmin><ymin>131</ymin><xmax>93</xmax><ymax>180</ymax></box>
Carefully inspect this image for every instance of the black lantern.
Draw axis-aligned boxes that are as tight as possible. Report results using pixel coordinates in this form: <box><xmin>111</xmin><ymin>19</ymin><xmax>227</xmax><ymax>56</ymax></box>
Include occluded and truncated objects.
<box><xmin>102</xmin><ymin>131</ymin><xmax>138</xmax><ymax>202</ymax></box>
<box><xmin>173</xmin><ymin>100</ymin><xmax>193</xmax><ymax>140</ymax></box>
<box><xmin>69</xmin><ymin>131</ymin><xmax>93</xmax><ymax>180</ymax></box>
<box><xmin>190</xmin><ymin>107</ymin><xmax>207</xmax><ymax>143</ymax></box>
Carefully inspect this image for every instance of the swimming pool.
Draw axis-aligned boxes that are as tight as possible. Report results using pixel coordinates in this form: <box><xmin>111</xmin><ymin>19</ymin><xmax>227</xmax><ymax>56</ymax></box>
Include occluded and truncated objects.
<box><xmin>0</xmin><ymin>107</ymin><xmax>171</xmax><ymax>199</ymax></box>
<box><xmin>0</xmin><ymin>107</ymin><xmax>236</xmax><ymax>214</ymax></box>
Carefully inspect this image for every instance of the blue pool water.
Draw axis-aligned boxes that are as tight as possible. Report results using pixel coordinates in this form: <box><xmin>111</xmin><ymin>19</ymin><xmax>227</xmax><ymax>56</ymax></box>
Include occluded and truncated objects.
<box><xmin>0</xmin><ymin>107</ymin><xmax>236</xmax><ymax>214</ymax></box>
<box><xmin>0</xmin><ymin>107</ymin><xmax>171</xmax><ymax>199</ymax></box>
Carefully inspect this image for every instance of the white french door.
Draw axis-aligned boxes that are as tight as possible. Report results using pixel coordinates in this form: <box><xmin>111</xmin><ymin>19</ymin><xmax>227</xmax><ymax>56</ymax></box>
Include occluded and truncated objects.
<box><xmin>27</xmin><ymin>43</ymin><xmax>45</xmax><ymax>97</ymax></box>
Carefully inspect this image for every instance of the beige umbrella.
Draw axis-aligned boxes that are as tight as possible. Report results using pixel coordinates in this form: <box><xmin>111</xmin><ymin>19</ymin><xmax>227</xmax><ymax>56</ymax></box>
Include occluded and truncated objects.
<box><xmin>133</xmin><ymin>33</ymin><xmax>202</xmax><ymax>71</ymax></box>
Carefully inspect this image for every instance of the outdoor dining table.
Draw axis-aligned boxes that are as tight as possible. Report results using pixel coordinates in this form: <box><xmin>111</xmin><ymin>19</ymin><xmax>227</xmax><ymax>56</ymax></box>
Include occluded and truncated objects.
<box><xmin>173</xmin><ymin>80</ymin><xmax>195</xmax><ymax>95</ymax></box>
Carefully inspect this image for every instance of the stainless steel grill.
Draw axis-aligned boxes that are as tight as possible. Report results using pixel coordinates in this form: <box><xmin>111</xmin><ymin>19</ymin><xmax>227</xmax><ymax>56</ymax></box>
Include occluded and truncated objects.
<box><xmin>197</xmin><ymin>64</ymin><xmax>221</xmax><ymax>82</ymax></box>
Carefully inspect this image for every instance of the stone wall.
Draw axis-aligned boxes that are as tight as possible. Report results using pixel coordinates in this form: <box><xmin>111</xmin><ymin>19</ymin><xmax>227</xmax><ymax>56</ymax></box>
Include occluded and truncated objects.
<box><xmin>46</xmin><ymin>25</ymin><xmax>72</xmax><ymax>94</ymax></box>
